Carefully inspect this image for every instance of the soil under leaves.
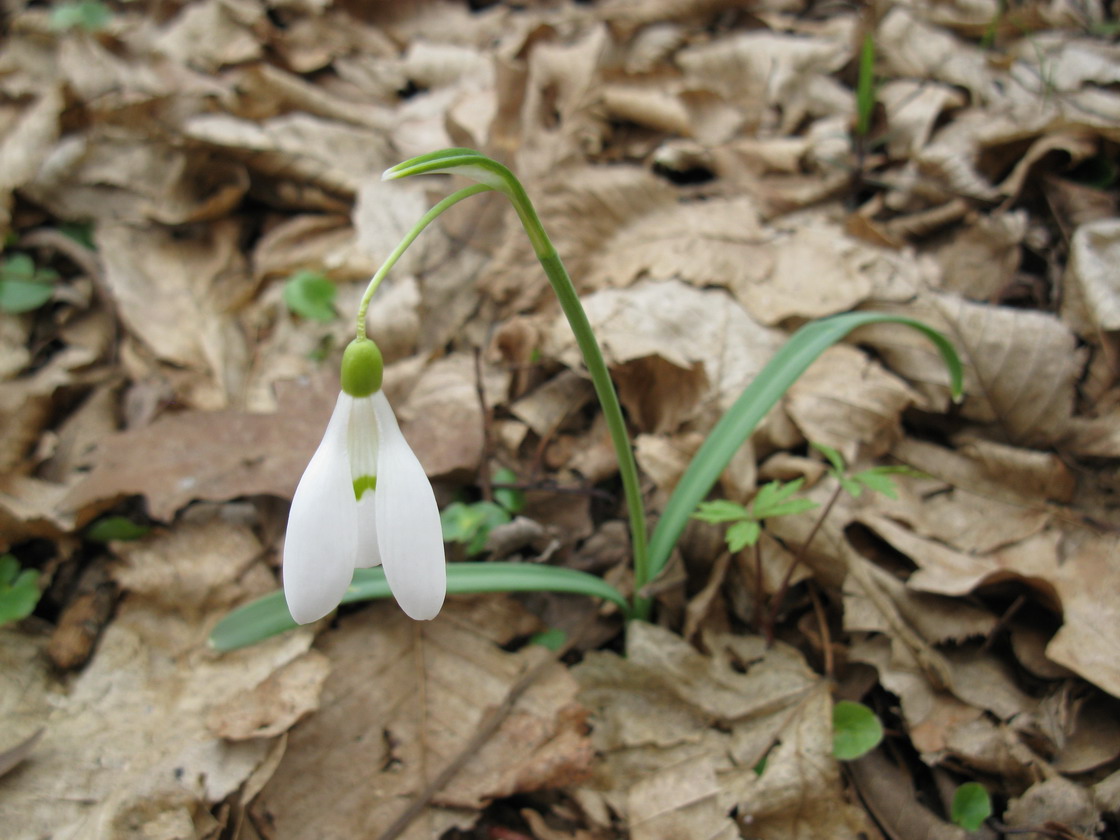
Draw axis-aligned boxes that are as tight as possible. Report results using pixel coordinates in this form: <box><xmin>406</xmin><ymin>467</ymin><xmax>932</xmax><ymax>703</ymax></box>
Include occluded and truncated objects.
<box><xmin>2</xmin><ymin>1</ymin><xmax>1120</xmax><ymax>839</ymax></box>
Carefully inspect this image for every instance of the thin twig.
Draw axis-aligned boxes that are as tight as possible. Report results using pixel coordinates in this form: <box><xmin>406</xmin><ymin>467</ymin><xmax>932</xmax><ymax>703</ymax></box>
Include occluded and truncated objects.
<box><xmin>808</xmin><ymin>582</ymin><xmax>834</xmax><ymax>680</ymax></box>
<box><xmin>765</xmin><ymin>483</ymin><xmax>844</xmax><ymax>641</ymax></box>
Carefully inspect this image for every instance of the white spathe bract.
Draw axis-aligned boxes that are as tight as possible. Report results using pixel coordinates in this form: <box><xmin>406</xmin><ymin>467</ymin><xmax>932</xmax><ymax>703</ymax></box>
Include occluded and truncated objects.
<box><xmin>283</xmin><ymin>390</ymin><xmax>446</xmax><ymax>623</ymax></box>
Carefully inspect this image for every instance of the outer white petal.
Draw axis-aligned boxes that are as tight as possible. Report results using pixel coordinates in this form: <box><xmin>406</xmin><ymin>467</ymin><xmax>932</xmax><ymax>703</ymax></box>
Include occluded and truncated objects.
<box><xmin>283</xmin><ymin>393</ymin><xmax>358</xmax><ymax>624</ymax></box>
<box><xmin>371</xmin><ymin>391</ymin><xmax>446</xmax><ymax>620</ymax></box>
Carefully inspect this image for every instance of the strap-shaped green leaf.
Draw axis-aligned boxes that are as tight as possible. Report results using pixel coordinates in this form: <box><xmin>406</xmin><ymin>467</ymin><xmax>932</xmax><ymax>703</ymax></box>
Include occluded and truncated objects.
<box><xmin>647</xmin><ymin>311</ymin><xmax>963</xmax><ymax>582</ymax></box>
<box><xmin>209</xmin><ymin>562</ymin><xmax>629</xmax><ymax>651</ymax></box>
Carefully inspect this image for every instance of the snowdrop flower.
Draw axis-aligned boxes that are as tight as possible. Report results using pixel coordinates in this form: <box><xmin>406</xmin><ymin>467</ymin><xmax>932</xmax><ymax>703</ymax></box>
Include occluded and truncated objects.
<box><xmin>283</xmin><ymin>338</ymin><xmax>446</xmax><ymax>623</ymax></box>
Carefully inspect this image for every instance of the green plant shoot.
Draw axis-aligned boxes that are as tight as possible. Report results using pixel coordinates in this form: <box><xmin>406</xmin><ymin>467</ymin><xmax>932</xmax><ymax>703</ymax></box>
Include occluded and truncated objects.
<box><xmin>283</xmin><ymin>271</ymin><xmax>338</xmax><ymax>322</ymax></box>
<box><xmin>0</xmin><ymin>254</ymin><xmax>58</xmax><ymax>314</ymax></box>
<box><xmin>951</xmin><ymin>782</ymin><xmax>992</xmax><ymax>831</ymax></box>
<box><xmin>694</xmin><ymin>479</ymin><xmax>819</xmax><ymax>552</ymax></box>
<box><xmin>832</xmin><ymin>700</ymin><xmax>883</xmax><ymax>760</ymax></box>
<box><xmin>0</xmin><ymin>554</ymin><xmax>41</xmax><ymax>627</ymax></box>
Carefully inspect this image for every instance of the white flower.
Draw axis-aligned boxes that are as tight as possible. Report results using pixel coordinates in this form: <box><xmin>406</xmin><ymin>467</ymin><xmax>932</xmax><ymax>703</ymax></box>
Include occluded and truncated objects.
<box><xmin>283</xmin><ymin>339</ymin><xmax>446</xmax><ymax>623</ymax></box>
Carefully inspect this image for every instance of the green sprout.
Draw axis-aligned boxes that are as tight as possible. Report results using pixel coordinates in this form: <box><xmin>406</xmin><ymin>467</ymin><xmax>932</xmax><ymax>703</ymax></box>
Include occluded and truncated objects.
<box><xmin>0</xmin><ymin>254</ymin><xmax>58</xmax><ymax>314</ymax></box>
<box><xmin>693</xmin><ymin>479</ymin><xmax>819</xmax><ymax>553</ymax></box>
<box><xmin>0</xmin><ymin>555</ymin><xmax>41</xmax><ymax>627</ymax></box>
<box><xmin>209</xmin><ymin>148</ymin><xmax>964</xmax><ymax>650</ymax></box>
<box><xmin>283</xmin><ymin>271</ymin><xmax>338</xmax><ymax>322</ymax></box>
<box><xmin>951</xmin><ymin>782</ymin><xmax>992</xmax><ymax>831</ymax></box>
<box><xmin>832</xmin><ymin>700</ymin><xmax>884</xmax><ymax>760</ymax></box>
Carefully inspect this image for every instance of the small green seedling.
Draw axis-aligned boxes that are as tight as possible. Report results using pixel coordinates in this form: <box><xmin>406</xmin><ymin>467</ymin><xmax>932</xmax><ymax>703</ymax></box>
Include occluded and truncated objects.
<box><xmin>0</xmin><ymin>554</ymin><xmax>41</xmax><ymax>627</ymax></box>
<box><xmin>0</xmin><ymin>254</ymin><xmax>58</xmax><ymax>314</ymax></box>
<box><xmin>283</xmin><ymin>271</ymin><xmax>338</xmax><ymax>322</ymax></box>
<box><xmin>812</xmin><ymin>442</ymin><xmax>920</xmax><ymax>500</ymax></box>
<box><xmin>854</xmin><ymin>33</ymin><xmax>877</xmax><ymax>140</ymax></box>
<box><xmin>951</xmin><ymin>782</ymin><xmax>992</xmax><ymax>831</ymax></box>
<box><xmin>694</xmin><ymin>478</ymin><xmax>819</xmax><ymax>552</ymax></box>
<box><xmin>832</xmin><ymin>700</ymin><xmax>883</xmax><ymax>760</ymax></box>
<box><xmin>50</xmin><ymin>0</ymin><xmax>112</xmax><ymax>31</ymax></box>
<box><xmin>85</xmin><ymin>516</ymin><xmax>151</xmax><ymax>543</ymax></box>
<box><xmin>441</xmin><ymin>467</ymin><xmax>526</xmax><ymax>556</ymax></box>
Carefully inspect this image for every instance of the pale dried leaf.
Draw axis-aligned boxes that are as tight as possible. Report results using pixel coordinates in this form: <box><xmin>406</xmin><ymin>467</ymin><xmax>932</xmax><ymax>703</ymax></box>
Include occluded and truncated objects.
<box><xmin>62</xmin><ymin>377</ymin><xmax>336</xmax><ymax>521</ymax></box>
<box><xmin>96</xmin><ymin>220</ymin><xmax>251</xmax><ymax>408</ymax></box>
<box><xmin>1062</xmin><ymin>218</ymin><xmax>1120</xmax><ymax>336</ymax></box>
<box><xmin>254</xmin><ymin>598</ymin><xmax>593</xmax><ymax>838</ymax></box>
<box><xmin>855</xmin><ymin>292</ymin><xmax>1084</xmax><ymax>445</ymax></box>
<box><xmin>785</xmin><ymin>344</ymin><xmax>922</xmax><ymax>461</ymax></box>
<box><xmin>0</xmin><ymin>523</ymin><xmax>311</xmax><ymax>840</ymax></box>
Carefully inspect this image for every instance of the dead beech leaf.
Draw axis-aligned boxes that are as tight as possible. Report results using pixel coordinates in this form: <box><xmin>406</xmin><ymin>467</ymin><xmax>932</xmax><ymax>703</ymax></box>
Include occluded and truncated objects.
<box><xmin>1062</xmin><ymin>218</ymin><xmax>1120</xmax><ymax>337</ymax></box>
<box><xmin>878</xmin><ymin>7</ymin><xmax>997</xmax><ymax>103</ymax></box>
<box><xmin>0</xmin><ymin>559</ymin><xmax>312</xmax><ymax>840</ymax></box>
<box><xmin>183</xmin><ymin>112</ymin><xmax>393</xmax><ymax>200</ymax></box>
<box><xmin>784</xmin><ymin>344</ymin><xmax>921</xmax><ymax>461</ymax></box>
<box><xmin>677</xmin><ymin>28</ymin><xmax>853</xmax><ymax>134</ymax></box>
<box><xmin>208</xmin><ymin>650</ymin><xmax>331</xmax><ymax>740</ymax></box>
<box><xmin>27</xmin><ymin>134</ymin><xmax>249</xmax><ymax>226</ymax></box>
<box><xmin>96</xmin><ymin>220</ymin><xmax>251</xmax><ymax>409</ymax></box>
<box><xmin>576</xmin><ymin>623</ymin><xmax>868</xmax><ymax>840</ymax></box>
<box><xmin>855</xmin><ymin>291</ymin><xmax>1084</xmax><ymax>445</ymax></box>
<box><xmin>546</xmin><ymin>279</ymin><xmax>785</xmax><ymax>432</ymax></box>
<box><xmin>396</xmin><ymin>354</ymin><xmax>508</xmax><ymax>478</ymax></box>
<box><xmin>62</xmin><ymin>376</ymin><xmax>336</xmax><ymax>521</ymax></box>
<box><xmin>861</xmin><ymin>515</ymin><xmax>1120</xmax><ymax>699</ymax></box>
<box><xmin>253</xmin><ymin>598</ymin><xmax>593</xmax><ymax>839</ymax></box>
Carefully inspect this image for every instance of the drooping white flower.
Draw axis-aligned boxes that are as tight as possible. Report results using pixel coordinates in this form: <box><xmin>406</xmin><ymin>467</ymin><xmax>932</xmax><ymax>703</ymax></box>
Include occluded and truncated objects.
<box><xmin>283</xmin><ymin>338</ymin><xmax>446</xmax><ymax>623</ymax></box>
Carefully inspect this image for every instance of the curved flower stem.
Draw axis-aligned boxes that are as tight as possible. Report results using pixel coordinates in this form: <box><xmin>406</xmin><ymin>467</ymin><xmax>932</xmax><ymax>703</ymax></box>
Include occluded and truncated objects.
<box><xmin>385</xmin><ymin>151</ymin><xmax>653</xmax><ymax>618</ymax></box>
<box><xmin>356</xmin><ymin>182</ymin><xmax>493</xmax><ymax>339</ymax></box>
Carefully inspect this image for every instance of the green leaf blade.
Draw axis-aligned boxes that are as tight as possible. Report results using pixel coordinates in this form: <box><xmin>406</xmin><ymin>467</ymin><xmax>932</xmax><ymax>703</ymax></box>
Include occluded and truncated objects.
<box><xmin>649</xmin><ymin>312</ymin><xmax>963</xmax><ymax>581</ymax></box>
<box><xmin>832</xmin><ymin>700</ymin><xmax>884</xmax><ymax>760</ymax></box>
<box><xmin>951</xmin><ymin>782</ymin><xmax>992</xmax><ymax>831</ymax></box>
<box><xmin>209</xmin><ymin>562</ymin><xmax>630</xmax><ymax>651</ymax></box>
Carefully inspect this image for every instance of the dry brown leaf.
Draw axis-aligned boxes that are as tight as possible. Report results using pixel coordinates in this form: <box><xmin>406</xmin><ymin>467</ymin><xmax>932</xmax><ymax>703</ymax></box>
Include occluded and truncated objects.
<box><xmin>207</xmin><ymin>650</ymin><xmax>331</xmax><ymax>740</ymax></box>
<box><xmin>253</xmin><ymin>597</ymin><xmax>593</xmax><ymax>838</ymax></box>
<box><xmin>855</xmin><ymin>291</ymin><xmax>1084</xmax><ymax>445</ymax></box>
<box><xmin>183</xmin><ymin>112</ymin><xmax>393</xmax><ymax>201</ymax></box>
<box><xmin>859</xmin><ymin>514</ymin><xmax>1120</xmax><ymax>699</ymax></box>
<box><xmin>934</xmin><ymin>211</ymin><xmax>1028</xmax><ymax>301</ymax></box>
<box><xmin>62</xmin><ymin>376</ymin><xmax>336</xmax><ymax>521</ymax></box>
<box><xmin>576</xmin><ymin>623</ymin><xmax>869</xmax><ymax>839</ymax></box>
<box><xmin>397</xmin><ymin>353</ymin><xmax>508</xmax><ymax>478</ymax></box>
<box><xmin>1004</xmin><ymin>777</ymin><xmax>1102</xmax><ymax>839</ymax></box>
<box><xmin>784</xmin><ymin>344</ymin><xmax>922</xmax><ymax>461</ymax></box>
<box><xmin>677</xmin><ymin>27</ymin><xmax>853</xmax><ymax>134</ymax></box>
<box><xmin>546</xmin><ymin>279</ymin><xmax>786</xmax><ymax>433</ymax></box>
<box><xmin>96</xmin><ymin>220</ymin><xmax>251</xmax><ymax>409</ymax></box>
<box><xmin>878</xmin><ymin>7</ymin><xmax>997</xmax><ymax>103</ymax></box>
<box><xmin>0</xmin><ymin>522</ymin><xmax>312</xmax><ymax>840</ymax></box>
<box><xmin>152</xmin><ymin>0</ymin><xmax>263</xmax><ymax>72</ymax></box>
<box><xmin>1062</xmin><ymin>218</ymin><xmax>1120</xmax><ymax>337</ymax></box>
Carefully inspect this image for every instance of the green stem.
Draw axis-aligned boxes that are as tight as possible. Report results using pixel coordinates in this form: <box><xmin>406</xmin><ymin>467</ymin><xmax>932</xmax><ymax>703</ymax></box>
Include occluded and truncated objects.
<box><xmin>504</xmin><ymin>191</ymin><xmax>652</xmax><ymax>619</ymax></box>
<box><xmin>356</xmin><ymin>183</ymin><xmax>492</xmax><ymax>338</ymax></box>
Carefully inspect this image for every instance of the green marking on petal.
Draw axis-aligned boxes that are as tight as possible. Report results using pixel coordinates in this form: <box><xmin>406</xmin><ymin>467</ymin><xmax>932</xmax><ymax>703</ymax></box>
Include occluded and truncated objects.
<box><xmin>353</xmin><ymin>475</ymin><xmax>377</xmax><ymax>500</ymax></box>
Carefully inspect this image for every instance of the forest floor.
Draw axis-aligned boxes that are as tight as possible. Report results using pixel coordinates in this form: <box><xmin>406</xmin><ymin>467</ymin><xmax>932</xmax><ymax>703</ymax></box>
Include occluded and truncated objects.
<box><xmin>2</xmin><ymin>1</ymin><xmax>1120</xmax><ymax>839</ymax></box>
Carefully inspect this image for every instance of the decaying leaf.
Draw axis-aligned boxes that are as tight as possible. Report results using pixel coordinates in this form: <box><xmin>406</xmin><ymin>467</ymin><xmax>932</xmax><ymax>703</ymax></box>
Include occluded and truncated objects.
<box><xmin>63</xmin><ymin>377</ymin><xmax>336</xmax><ymax>521</ymax></box>
<box><xmin>253</xmin><ymin>597</ymin><xmax>593</xmax><ymax>839</ymax></box>
<box><xmin>0</xmin><ymin>520</ymin><xmax>313</xmax><ymax>840</ymax></box>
